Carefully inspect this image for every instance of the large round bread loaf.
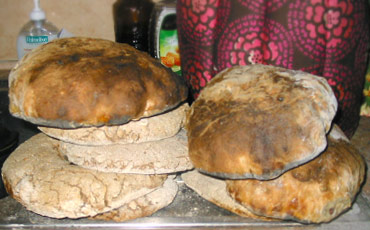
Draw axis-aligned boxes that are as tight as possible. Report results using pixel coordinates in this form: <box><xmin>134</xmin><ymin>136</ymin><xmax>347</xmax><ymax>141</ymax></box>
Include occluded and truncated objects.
<box><xmin>39</xmin><ymin>103</ymin><xmax>189</xmax><ymax>146</ymax></box>
<box><xmin>226</xmin><ymin>125</ymin><xmax>366</xmax><ymax>223</ymax></box>
<box><xmin>1</xmin><ymin>133</ymin><xmax>167</xmax><ymax>219</ymax></box>
<box><xmin>186</xmin><ymin>64</ymin><xmax>337</xmax><ymax>180</ymax></box>
<box><xmin>8</xmin><ymin>37</ymin><xmax>188</xmax><ymax>128</ymax></box>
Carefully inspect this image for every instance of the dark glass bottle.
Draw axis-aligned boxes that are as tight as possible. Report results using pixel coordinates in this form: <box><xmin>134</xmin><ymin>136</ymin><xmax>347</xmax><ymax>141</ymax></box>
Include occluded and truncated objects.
<box><xmin>113</xmin><ymin>0</ymin><xmax>154</xmax><ymax>52</ymax></box>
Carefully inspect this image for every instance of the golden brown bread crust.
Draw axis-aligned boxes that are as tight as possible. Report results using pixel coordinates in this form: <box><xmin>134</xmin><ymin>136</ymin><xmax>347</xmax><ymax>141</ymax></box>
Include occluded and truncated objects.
<box><xmin>9</xmin><ymin>37</ymin><xmax>188</xmax><ymax>128</ymax></box>
<box><xmin>186</xmin><ymin>64</ymin><xmax>337</xmax><ymax>180</ymax></box>
<box><xmin>226</xmin><ymin>126</ymin><xmax>366</xmax><ymax>223</ymax></box>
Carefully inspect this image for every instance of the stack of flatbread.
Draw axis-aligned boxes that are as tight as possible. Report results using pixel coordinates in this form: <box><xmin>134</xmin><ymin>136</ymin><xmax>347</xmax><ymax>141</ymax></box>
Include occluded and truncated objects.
<box><xmin>2</xmin><ymin>37</ymin><xmax>193</xmax><ymax>221</ymax></box>
<box><xmin>183</xmin><ymin>64</ymin><xmax>366</xmax><ymax>223</ymax></box>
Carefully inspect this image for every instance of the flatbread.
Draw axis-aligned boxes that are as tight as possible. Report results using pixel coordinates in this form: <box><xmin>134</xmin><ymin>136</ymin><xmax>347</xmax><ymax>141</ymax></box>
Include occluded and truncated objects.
<box><xmin>226</xmin><ymin>125</ymin><xmax>366</xmax><ymax>223</ymax></box>
<box><xmin>93</xmin><ymin>176</ymin><xmax>178</xmax><ymax>222</ymax></box>
<box><xmin>181</xmin><ymin>170</ymin><xmax>272</xmax><ymax>221</ymax></box>
<box><xmin>186</xmin><ymin>64</ymin><xmax>338</xmax><ymax>180</ymax></box>
<box><xmin>1</xmin><ymin>133</ymin><xmax>167</xmax><ymax>219</ymax></box>
<box><xmin>59</xmin><ymin>129</ymin><xmax>193</xmax><ymax>174</ymax></box>
<box><xmin>39</xmin><ymin>103</ymin><xmax>189</xmax><ymax>146</ymax></box>
<box><xmin>8</xmin><ymin>37</ymin><xmax>188</xmax><ymax>128</ymax></box>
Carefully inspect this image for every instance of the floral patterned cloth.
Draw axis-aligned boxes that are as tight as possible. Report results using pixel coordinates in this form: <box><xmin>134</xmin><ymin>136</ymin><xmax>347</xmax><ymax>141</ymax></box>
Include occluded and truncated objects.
<box><xmin>177</xmin><ymin>0</ymin><xmax>370</xmax><ymax>138</ymax></box>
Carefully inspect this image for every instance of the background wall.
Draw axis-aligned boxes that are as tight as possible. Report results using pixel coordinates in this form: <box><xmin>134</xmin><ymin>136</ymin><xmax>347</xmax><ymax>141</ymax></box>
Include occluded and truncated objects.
<box><xmin>0</xmin><ymin>0</ymin><xmax>160</xmax><ymax>62</ymax></box>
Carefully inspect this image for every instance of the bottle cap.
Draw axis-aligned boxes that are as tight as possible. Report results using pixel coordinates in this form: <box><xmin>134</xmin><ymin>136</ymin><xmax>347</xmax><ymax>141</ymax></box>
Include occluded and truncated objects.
<box><xmin>30</xmin><ymin>0</ymin><xmax>46</xmax><ymax>21</ymax></box>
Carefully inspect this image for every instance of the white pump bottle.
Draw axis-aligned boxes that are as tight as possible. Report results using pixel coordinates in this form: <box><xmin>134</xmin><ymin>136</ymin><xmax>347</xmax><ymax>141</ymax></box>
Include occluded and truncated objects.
<box><xmin>16</xmin><ymin>0</ymin><xmax>59</xmax><ymax>59</ymax></box>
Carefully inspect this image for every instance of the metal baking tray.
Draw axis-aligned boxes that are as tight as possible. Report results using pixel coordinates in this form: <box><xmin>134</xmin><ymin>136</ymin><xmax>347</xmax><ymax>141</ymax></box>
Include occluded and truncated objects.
<box><xmin>0</xmin><ymin>175</ymin><xmax>369</xmax><ymax>230</ymax></box>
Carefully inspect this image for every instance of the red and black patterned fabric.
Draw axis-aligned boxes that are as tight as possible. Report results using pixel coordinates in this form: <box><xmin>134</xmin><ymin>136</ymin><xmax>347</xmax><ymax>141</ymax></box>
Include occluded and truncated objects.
<box><xmin>177</xmin><ymin>0</ymin><xmax>370</xmax><ymax>138</ymax></box>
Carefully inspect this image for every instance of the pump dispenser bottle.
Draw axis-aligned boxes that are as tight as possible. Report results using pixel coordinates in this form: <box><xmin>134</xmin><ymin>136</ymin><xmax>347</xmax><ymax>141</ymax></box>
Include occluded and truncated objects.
<box><xmin>17</xmin><ymin>0</ymin><xmax>59</xmax><ymax>59</ymax></box>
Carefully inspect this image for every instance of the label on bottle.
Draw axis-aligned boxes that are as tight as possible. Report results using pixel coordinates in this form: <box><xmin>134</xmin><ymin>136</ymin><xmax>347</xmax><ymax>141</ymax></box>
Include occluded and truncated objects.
<box><xmin>26</xmin><ymin>35</ymin><xmax>49</xmax><ymax>43</ymax></box>
<box><xmin>159</xmin><ymin>13</ymin><xmax>181</xmax><ymax>75</ymax></box>
<box><xmin>17</xmin><ymin>34</ymin><xmax>58</xmax><ymax>59</ymax></box>
<box><xmin>159</xmin><ymin>29</ymin><xmax>181</xmax><ymax>75</ymax></box>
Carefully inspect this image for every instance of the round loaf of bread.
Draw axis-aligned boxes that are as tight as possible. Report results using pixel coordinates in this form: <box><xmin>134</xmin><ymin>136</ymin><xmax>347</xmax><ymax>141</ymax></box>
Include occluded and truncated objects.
<box><xmin>186</xmin><ymin>64</ymin><xmax>337</xmax><ymax>180</ymax></box>
<box><xmin>39</xmin><ymin>103</ymin><xmax>189</xmax><ymax>146</ymax></box>
<box><xmin>8</xmin><ymin>37</ymin><xmax>188</xmax><ymax>128</ymax></box>
<box><xmin>1</xmin><ymin>133</ymin><xmax>167</xmax><ymax>219</ymax></box>
<box><xmin>59</xmin><ymin>129</ymin><xmax>192</xmax><ymax>174</ymax></box>
<box><xmin>226</xmin><ymin>125</ymin><xmax>366</xmax><ymax>223</ymax></box>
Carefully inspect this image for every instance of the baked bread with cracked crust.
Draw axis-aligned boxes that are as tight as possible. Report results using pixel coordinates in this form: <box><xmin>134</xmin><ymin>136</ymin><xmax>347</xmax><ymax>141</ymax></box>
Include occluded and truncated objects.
<box><xmin>93</xmin><ymin>176</ymin><xmax>178</xmax><ymax>222</ymax></box>
<box><xmin>186</xmin><ymin>64</ymin><xmax>337</xmax><ymax>180</ymax></box>
<box><xmin>1</xmin><ymin>133</ymin><xmax>167</xmax><ymax>219</ymax></box>
<box><xmin>9</xmin><ymin>37</ymin><xmax>188</xmax><ymax>128</ymax></box>
<box><xmin>181</xmin><ymin>170</ymin><xmax>273</xmax><ymax>221</ymax></box>
<box><xmin>39</xmin><ymin>103</ymin><xmax>189</xmax><ymax>146</ymax></box>
<box><xmin>226</xmin><ymin>125</ymin><xmax>366</xmax><ymax>223</ymax></box>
